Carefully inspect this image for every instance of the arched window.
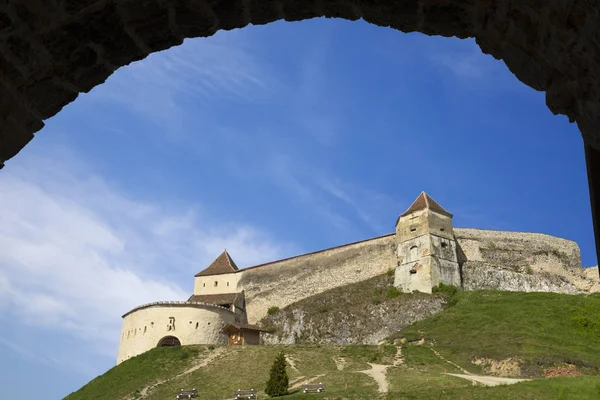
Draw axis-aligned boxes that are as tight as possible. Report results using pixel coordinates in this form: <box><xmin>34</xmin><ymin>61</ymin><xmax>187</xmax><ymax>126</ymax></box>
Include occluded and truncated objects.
<box><xmin>410</xmin><ymin>246</ymin><xmax>419</xmax><ymax>261</ymax></box>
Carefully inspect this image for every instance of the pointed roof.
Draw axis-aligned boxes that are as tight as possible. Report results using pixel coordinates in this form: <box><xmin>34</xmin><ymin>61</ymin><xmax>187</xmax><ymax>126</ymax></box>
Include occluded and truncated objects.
<box><xmin>194</xmin><ymin>250</ymin><xmax>239</xmax><ymax>277</ymax></box>
<box><xmin>399</xmin><ymin>192</ymin><xmax>453</xmax><ymax>218</ymax></box>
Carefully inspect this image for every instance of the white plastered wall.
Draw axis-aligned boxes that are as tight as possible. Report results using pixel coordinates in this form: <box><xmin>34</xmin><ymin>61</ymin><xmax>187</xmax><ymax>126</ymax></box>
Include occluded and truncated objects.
<box><xmin>193</xmin><ymin>272</ymin><xmax>242</xmax><ymax>295</ymax></box>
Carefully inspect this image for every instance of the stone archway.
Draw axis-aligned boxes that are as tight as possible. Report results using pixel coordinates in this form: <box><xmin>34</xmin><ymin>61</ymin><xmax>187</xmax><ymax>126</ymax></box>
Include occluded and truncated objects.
<box><xmin>0</xmin><ymin>1</ymin><xmax>598</xmax><ymax>268</ymax></box>
<box><xmin>157</xmin><ymin>335</ymin><xmax>181</xmax><ymax>347</ymax></box>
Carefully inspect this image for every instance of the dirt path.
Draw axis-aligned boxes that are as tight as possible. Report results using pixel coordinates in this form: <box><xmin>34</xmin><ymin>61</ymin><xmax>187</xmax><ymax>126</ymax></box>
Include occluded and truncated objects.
<box><xmin>392</xmin><ymin>346</ymin><xmax>404</xmax><ymax>366</ymax></box>
<box><xmin>285</xmin><ymin>354</ymin><xmax>300</xmax><ymax>372</ymax></box>
<box><xmin>125</xmin><ymin>347</ymin><xmax>226</xmax><ymax>399</ymax></box>
<box><xmin>333</xmin><ymin>356</ymin><xmax>347</xmax><ymax>371</ymax></box>
<box><xmin>446</xmin><ymin>373</ymin><xmax>531</xmax><ymax>387</ymax></box>
<box><xmin>289</xmin><ymin>374</ymin><xmax>326</xmax><ymax>390</ymax></box>
<box><xmin>430</xmin><ymin>348</ymin><xmax>472</xmax><ymax>375</ymax></box>
<box><xmin>358</xmin><ymin>363</ymin><xmax>390</xmax><ymax>393</ymax></box>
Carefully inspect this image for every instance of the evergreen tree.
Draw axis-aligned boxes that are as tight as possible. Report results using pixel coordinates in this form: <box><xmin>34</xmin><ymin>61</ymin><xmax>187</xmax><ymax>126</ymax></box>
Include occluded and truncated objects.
<box><xmin>265</xmin><ymin>351</ymin><xmax>289</xmax><ymax>397</ymax></box>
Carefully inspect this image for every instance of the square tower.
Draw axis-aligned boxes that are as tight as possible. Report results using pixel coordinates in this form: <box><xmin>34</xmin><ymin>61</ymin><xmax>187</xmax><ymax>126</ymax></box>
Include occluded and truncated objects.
<box><xmin>394</xmin><ymin>192</ymin><xmax>461</xmax><ymax>293</ymax></box>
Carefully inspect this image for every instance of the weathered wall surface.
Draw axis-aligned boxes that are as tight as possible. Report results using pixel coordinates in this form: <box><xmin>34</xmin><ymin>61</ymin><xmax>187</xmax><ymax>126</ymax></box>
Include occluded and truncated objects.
<box><xmin>462</xmin><ymin>261</ymin><xmax>581</xmax><ymax>294</ymax></box>
<box><xmin>259</xmin><ymin>274</ymin><xmax>446</xmax><ymax>345</ymax></box>
<box><xmin>117</xmin><ymin>303</ymin><xmax>235</xmax><ymax>364</ymax></box>
<box><xmin>238</xmin><ymin>234</ymin><xmax>396</xmax><ymax>323</ymax></box>
<box><xmin>455</xmin><ymin>228</ymin><xmax>594</xmax><ymax>293</ymax></box>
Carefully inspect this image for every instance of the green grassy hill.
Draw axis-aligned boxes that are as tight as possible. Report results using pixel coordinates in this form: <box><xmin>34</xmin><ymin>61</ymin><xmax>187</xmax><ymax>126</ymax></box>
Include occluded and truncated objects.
<box><xmin>389</xmin><ymin>289</ymin><xmax>600</xmax><ymax>377</ymax></box>
<box><xmin>64</xmin><ymin>289</ymin><xmax>600</xmax><ymax>400</ymax></box>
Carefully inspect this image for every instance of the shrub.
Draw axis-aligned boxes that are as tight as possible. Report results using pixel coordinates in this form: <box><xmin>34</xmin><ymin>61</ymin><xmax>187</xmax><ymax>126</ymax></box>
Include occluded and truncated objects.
<box><xmin>386</xmin><ymin>268</ymin><xmax>395</xmax><ymax>277</ymax></box>
<box><xmin>207</xmin><ymin>345</ymin><xmax>215</xmax><ymax>351</ymax></box>
<box><xmin>432</xmin><ymin>283</ymin><xmax>458</xmax><ymax>296</ymax></box>
<box><xmin>524</xmin><ymin>266</ymin><xmax>533</xmax><ymax>275</ymax></box>
<box><xmin>386</xmin><ymin>287</ymin><xmax>401</xmax><ymax>299</ymax></box>
<box><xmin>267</xmin><ymin>306</ymin><xmax>280</xmax><ymax>315</ymax></box>
<box><xmin>265</xmin><ymin>351</ymin><xmax>289</xmax><ymax>397</ymax></box>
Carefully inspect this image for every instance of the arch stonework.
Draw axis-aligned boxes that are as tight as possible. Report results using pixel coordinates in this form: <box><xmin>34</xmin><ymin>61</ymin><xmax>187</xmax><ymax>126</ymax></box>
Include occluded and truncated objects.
<box><xmin>157</xmin><ymin>335</ymin><xmax>181</xmax><ymax>347</ymax></box>
<box><xmin>0</xmin><ymin>0</ymin><xmax>598</xmax><ymax>266</ymax></box>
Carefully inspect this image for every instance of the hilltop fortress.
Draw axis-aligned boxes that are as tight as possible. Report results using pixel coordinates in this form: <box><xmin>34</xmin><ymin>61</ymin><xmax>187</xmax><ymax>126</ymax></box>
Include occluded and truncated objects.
<box><xmin>117</xmin><ymin>192</ymin><xmax>598</xmax><ymax>364</ymax></box>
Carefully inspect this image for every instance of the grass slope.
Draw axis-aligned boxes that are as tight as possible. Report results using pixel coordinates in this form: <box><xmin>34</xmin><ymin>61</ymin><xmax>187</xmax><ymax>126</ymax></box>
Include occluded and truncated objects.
<box><xmin>391</xmin><ymin>290</ymin><xmax>600</xmax><ymax>376</ymax></box>
<box><xmin>65</xmin><ymin>290</ymin><xmax>600</xmax><ymax>399</ymax></box>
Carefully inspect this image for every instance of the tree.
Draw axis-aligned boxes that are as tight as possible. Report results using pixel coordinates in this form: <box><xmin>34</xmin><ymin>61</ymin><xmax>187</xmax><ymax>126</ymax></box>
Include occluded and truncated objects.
<box><xmin>265</xmin><ymin>351</ymin><xmax>289</xmax><ymax>397</ymax></box>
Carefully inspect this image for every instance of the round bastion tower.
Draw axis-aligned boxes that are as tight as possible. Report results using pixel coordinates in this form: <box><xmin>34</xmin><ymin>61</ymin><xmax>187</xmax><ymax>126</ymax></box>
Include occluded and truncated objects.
<box><xmin>116</xmin><ymin>250</ymin><xmax>248</xmax><ymax>364</ymax></box>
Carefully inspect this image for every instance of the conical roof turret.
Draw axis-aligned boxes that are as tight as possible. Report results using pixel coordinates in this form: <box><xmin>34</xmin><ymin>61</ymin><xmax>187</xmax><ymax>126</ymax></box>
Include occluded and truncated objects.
<box><xmin>194</xmin><ymin>250</ymin><xmax>240</xmax><ymax>277</ymax></box>
<box><xmin>399</xmin><ymin>192</ymin><xmax>453</xmax><ymax>218</ymax></box>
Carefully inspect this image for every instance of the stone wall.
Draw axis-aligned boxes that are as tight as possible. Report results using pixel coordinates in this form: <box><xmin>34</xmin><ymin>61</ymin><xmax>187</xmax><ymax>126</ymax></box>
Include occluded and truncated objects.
<box><xmin>238</xmin><ymin>234</ymin><xmax>396</xmax><ymax>323</ymax></box>
<box><xmin>116</xmin><ymin>303</ymin><xmax>235</xmax><ymax>364</ymax></box>
<box><xmin>454</xmin><ymin>228</ymin><xmax>594</xmax><ymax>293</ymax></box>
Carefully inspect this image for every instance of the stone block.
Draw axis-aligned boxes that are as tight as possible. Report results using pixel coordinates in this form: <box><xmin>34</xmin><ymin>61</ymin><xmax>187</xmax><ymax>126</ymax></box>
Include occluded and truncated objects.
<box><xmin>421</xmin><ymin>1</ymin><xmax>474</xmax><ymax>38</ymax></box>
<box><xmin>42</xmin><ymin>3</ymin><xmax>145</xmax><ymax>68</ymax></box>
<box><xmin>10</xmin><ymin>0</ymin><xmax>60</xmax><ymax>32</ymax></box>
<box><xmin>171</xmin><ymin>0</ymin><xmax>219</xmax><ymax>37</ymax></box>
<box><xmin>282</xmin><ymin>0</ymin><xmax>321</xmax><ymax>23</ymax></box>
<box><xmin>62</xmin><ymin>0</ymin><xmax>101</xmax><ymax>15</ymax></box>
<box><xmin>22</xmin><ymin>78</ymin><xmax>78</xmax><ymax>119</ymax></box>
<box><xmin>0</xmin><ymin>117</ymin><xmax>35</xmax><ymax>162</ymax></box>
<box><xmin>119</xmin><ymin>0</ymin><xmax>183</xmax><ymax>52</ymax></box>
<box><xmin>4</xmin><ymin>34</ymin><xmax>47</xmax><ymax>77</ymax></box>
<box><xmin>208</xmin><ymin>0</ymin><xmax>246</xmax><ymax>31</ymax></box>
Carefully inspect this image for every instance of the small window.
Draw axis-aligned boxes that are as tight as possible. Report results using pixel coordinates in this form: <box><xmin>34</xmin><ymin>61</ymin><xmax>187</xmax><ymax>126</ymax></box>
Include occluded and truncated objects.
<box><xmin>227</xmin><ymin>282</ymin><xmax>230</xmax><ymax>287</ymax></box>
<box><xmin>203</xmin><ymin>283</ymin><xmax>206</xmax><ymax>287</ymax></box>
<box><xmin>214</xmin><ymin>281</ymin><xmax>218</xmax><ymax>287</ymax></box>
<box><xmin>441</xmin><ymin>242</ymin><xmax>448</xmax><ymax>249</ymax></box>
<box><xmin>195</xmin><ymin>322</ymin><xmax>199</xmax><ymax>329</ymax></box>
<box><xmin>440</xmin><ymin>227</ymin><xmax>445</xmax><ymax>232</ymax></box>
<box><xmin>410</xmin><ymin>226</ymin><xmax>417</xmax><ymax>232</ymax></box>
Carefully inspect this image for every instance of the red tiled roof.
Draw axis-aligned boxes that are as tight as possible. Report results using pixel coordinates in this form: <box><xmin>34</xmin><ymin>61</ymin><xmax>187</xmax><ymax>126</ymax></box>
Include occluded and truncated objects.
<box><xmin>194</xmin><ymin>250</ymin><xmax>239</xmax><ymax>277</ymax></box>
<box><xmin>400</xmin><ymin>192</ymin><xmax>453</xmax><ymax>218</ymax></box>
<box><xmin>187</xmin><ymin>292</ymin><xmax>240</xmax><ymax>306</ymax></box>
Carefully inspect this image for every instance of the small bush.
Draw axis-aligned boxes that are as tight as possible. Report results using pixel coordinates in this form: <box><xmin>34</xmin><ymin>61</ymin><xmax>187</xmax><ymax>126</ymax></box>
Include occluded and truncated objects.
<box><xmin>386</xmin><ymin>268</ymin><xmax>395</xmax><ymax>277</ymax></box>
<box><xmin>265</xmin><ymin>351</ymin><xmax>289</xmax><ymax>397</ymax></box>
<box><xmin>207</xmin><ymin>345</ymin><xmax>215</xmax><ymax>351</ymax></box>
<box><xmin>267</xmin><ymin>306</ymin><xmax>280</xmax><ymax>315</ymax></box>
<box><xmin>386</xmin><ymin>287</ymin><xmax>401</xmax><ymax>299</ymax></box>
<box><xmin>524</xmin><ymin>266</ymin><xmax>534</xmax><ymax>275</ymax></box>
<box><xmin>432</xmin><ymin>283</ymin><xmax>458</xmax><ymax>296</ymax></box>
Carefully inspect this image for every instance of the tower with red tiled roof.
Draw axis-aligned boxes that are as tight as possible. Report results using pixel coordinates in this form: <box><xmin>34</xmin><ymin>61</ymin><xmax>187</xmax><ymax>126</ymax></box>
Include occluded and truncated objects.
<box><xmin>394</xmin><ymin>192</ymin><xmax>461</xmax><ymax>293</ymax></box>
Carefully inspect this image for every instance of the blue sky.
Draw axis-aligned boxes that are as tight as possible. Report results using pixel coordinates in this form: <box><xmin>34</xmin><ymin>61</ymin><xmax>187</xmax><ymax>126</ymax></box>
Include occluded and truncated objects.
<box><xmin>0</xmin><ymin>17</ymin><xmax>595</xmax><ymax>399</ymax></box>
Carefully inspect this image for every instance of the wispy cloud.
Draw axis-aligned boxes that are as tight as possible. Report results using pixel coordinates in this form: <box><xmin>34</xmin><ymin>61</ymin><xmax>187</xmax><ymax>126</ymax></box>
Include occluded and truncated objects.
<box><xmin>87</xmin><ymin>30</ymin><xmax>280</xmax><ymax>136</ymax></box>
<box><xmin>0</xmin><ymin>146</ymin><xmax>295</xmax><ymax>372</ymax></box>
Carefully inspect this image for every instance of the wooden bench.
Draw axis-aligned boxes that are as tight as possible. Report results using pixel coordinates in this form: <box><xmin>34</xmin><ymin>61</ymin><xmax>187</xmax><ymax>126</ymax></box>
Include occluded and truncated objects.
<box><xmin>175</xmin><ymin>388</ymin><xmax>198</xmax><ymax>399</ymax></box>
<box><xmin>234</xmin><ymin>389</ymin><xmax>257</xmax><ymax>399</ymax></box>
<box><xmin>302</xmin><ymin>383</ymin><xmax>325</xmax><ymax>394</ymax></box>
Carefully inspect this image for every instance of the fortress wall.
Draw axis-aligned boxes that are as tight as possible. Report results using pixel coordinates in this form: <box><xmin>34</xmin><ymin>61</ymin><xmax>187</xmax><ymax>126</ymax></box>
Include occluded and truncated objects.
<box><xmin>117</xmin><ymin>305</ymin><xmax>235</xmax><ymax>364</ymax></box>
<box><xmin>454</xmin><ymin>228</ymin><xmax>593</xmax><ymax>292</ymax></box>
<box><xmin>238</xmin><ymin>234</ymin><xmax>396</xmax><ymax>323</ymax></box>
